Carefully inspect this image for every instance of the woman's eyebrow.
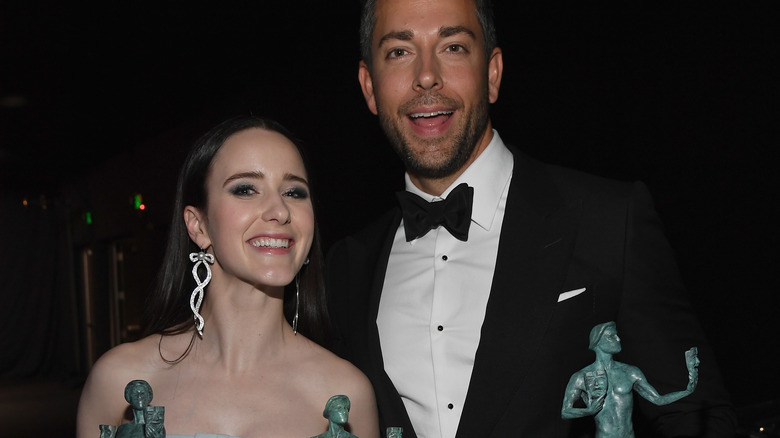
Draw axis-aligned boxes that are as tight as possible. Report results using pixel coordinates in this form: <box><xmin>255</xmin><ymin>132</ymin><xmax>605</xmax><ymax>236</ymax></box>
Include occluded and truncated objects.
<box><xmin>223</xmin><ymin>171</ymin><xmax>263</xmax><ymax>187</ymax></box>
<box><xmin>284</xmin><ymin>173</ymin><xmax>309</xmax><ymax>186</ymax></box>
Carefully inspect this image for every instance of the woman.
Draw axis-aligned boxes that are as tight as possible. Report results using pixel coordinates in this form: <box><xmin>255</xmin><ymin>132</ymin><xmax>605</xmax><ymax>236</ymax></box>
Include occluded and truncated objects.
<box><xmin>77</xmin><ymin>116</ymin><xmax>378</xmax><ymax>438</ymax></box>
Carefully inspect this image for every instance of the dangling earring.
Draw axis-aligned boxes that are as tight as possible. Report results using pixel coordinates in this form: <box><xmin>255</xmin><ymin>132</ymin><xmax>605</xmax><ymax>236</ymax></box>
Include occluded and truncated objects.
<box><xmin>292</xmin><ymin>275</ymin><xmax>300</xmax><ymax>335</ymax></box>
<box><xmin>292</xmin><ymin>258</ymin><xmax>309</xmax><ymax>335</ymax></box>
<box><xmin>189</xmin><ymin>249</ymin><xmax>214</xmax><ymax>337</ymax></box>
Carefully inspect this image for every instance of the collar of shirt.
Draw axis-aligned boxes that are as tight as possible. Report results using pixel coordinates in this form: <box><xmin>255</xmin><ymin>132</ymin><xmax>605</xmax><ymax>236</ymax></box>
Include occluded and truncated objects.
<box><xmin>403</xmin><ymin>129</ymin><xmax>513</xmax><ymax>233</ymax></box>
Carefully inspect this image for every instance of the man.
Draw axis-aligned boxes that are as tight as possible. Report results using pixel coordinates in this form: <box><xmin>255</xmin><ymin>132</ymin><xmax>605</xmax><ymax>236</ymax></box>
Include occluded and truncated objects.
<box><xmin>326</xmin><ymin>0</ymin><xmax>736</xmax><ymax>436</ymax></box>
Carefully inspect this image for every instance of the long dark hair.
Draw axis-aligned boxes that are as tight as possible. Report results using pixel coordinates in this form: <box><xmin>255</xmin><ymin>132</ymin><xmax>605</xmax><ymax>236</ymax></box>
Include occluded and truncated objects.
<box><xmin>141</xmin><ymin>115</ymin><xmax>330</xmax><ymax>349</ymax></box>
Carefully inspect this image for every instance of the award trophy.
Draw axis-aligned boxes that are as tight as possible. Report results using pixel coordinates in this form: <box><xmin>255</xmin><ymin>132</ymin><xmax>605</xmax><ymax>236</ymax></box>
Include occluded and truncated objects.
<box><xmin>561</xmin><ymin>322</ymin><xmax>699</xmax><ymax>438</ymax></box>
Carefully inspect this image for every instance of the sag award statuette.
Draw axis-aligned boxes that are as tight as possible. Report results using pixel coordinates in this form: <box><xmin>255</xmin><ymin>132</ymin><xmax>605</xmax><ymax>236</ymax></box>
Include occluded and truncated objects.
<box><xmin>99</xmin><ymin>380</ymin><xmax>165</xmax><ymax>438</ymax></box>
<box><xmin>561</xmin><ymin>322</ymin><xmax>699</xmax><ymax>438</ymax></box>
<box><xmin>100</xmin><ymin>383</ymin><xmax>373</xmax><ymax>437</ymax></box>
<box><xmin>311</xmin><ymin>395</ymin><xmax>359</xmax><ymax>438</ymax></box>
<box><xmin>386</xmin><ymin>426</ymin><xmax>403</xmax><ymax>438</ymax></box>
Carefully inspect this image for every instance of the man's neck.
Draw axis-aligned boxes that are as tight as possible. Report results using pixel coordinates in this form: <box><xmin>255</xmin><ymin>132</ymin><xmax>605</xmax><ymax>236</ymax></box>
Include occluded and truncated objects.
<box><xmin>594</xmin><ymin>351</ymin><xmax>615</xmax><ymax>370</ymax></box>
<box><xmin>133</xmin><ymin>408</ymin><xmax>146</xmax><ymax>424</ymax></box>
<box><xmin>409</xmin><ymin>173</ymin><xmax>463</xmax><ymax>197</ymax></box>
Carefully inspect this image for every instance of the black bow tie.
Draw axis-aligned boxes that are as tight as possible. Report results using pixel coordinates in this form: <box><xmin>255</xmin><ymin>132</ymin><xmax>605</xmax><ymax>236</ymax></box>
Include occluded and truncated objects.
<box><xmin>396</xmin><ymin>183</ymin><xmax>474</xmax><ymax>242</ymax></box>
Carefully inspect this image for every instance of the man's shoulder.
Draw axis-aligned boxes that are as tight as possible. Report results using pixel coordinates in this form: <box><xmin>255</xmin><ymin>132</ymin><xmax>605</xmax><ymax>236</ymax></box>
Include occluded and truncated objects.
<box><xmin>507</xmin><ymin>144</ymin><xmax>639</xmax><ymax>203</ymax></box>
<box><xmin>330</xmin><ymin>207</ymin><xmax>400</xmax><ymax>252</ymax></box>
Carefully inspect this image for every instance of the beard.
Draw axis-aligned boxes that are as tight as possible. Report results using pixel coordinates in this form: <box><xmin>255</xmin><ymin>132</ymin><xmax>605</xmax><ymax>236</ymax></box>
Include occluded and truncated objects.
<box><xmin>377</xmin><ymin>90</ymin><xmax>490</xmax><ymax>179</ymax></box>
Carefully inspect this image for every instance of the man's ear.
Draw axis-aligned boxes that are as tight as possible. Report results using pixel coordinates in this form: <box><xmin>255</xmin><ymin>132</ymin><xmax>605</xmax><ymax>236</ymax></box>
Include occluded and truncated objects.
<box><xmin>358</xmin><ymin>60</ymin><xmax>378</xmax><ymax>115</ymax></box>
<box><xmin>487</xmin><ymin>47</ymin><xmax>504</xmax><ymax>104</ymax></box>
<box><xmin>184</xmin><ymin>206</ymin><xmax>211</xmax><ymax>249</ymax></box>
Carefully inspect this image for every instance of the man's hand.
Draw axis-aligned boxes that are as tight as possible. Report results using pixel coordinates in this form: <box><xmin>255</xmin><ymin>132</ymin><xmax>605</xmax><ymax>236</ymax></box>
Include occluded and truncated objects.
<box><xmin>685</xmin><ymin>347</ymin><xmax>700</xmax><ymax>391</ymax></box>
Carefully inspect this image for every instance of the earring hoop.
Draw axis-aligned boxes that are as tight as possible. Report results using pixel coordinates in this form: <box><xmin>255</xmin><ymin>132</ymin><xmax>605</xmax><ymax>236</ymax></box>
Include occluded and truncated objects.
<box><xmin>292</xmin><ymin>275</ymin><xmax>300</xmax><ymax>335</ymax></box>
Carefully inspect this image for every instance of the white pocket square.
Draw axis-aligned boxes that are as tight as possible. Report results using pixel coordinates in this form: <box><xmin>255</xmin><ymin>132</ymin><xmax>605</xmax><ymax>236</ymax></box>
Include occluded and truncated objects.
<box><xmin>558</xmin><ymin>288</ymin><xmax>587</xmax><ymax>302</ymax></box>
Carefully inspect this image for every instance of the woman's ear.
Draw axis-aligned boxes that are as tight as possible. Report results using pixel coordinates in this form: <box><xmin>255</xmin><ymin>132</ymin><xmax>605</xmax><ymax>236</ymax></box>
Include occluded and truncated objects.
<box><xmin>184</xmin><ymin>206</ymin><xmax>211</xmax><ymax>249</ymax></box>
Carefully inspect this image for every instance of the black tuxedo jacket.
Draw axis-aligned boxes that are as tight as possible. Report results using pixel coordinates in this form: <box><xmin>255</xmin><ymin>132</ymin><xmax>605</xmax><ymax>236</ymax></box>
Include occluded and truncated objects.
<box><xmin>326</xmin><ymin>147</ymin><xmax>735</xmax><ymax>437</ymax></box>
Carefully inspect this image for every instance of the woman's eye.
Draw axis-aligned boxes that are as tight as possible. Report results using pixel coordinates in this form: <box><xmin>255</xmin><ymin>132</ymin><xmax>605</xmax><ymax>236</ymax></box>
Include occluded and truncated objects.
<box><xmin>284</xmin><ymin>187</ymin><xmax>309</xmax><ymax>199</ymax></box>
<box><xmin>230</xmin><ymin>184</ymin><xmax>256</xmax><ymax>196</ymax></box>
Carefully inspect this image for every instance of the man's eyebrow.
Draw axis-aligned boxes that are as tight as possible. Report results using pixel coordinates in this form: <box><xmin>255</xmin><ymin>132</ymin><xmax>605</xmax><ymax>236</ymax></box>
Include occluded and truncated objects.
<box><xmin>439</xmin><ymin>25</ymin><xmax>476</xmax><ymax>40</ymax></box>
<box><xmin>377</xmin><ymin>30</ymin><xmax>414</xmax><ymax>48</ymax></box>
<box><xmin>376</xmin><ymin>26</ymin><xmax>476</xmax><ymax>49</ymax></box>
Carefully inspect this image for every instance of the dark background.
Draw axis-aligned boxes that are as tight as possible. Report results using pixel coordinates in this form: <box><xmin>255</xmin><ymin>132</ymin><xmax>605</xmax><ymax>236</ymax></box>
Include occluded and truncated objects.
<box><xmin>1</xmin><ymin>1</ymin><xmax>777</xmax><ymax>435</ymax></box>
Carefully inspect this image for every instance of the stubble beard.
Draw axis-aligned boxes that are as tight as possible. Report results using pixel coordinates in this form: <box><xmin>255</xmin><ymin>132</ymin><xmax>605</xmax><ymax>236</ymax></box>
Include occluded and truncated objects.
<box><xmin>377</xmin><ymin>91</ymin><xmax>490</xmax><ymax>179</ymax></box>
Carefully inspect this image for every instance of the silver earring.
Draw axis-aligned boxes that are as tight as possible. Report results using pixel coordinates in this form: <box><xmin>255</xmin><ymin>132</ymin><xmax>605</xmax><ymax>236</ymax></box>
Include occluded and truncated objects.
<box><xmin>189</xmin><ymin>250</ymin><xmax>214</xmax><ymax>337</ymax></box>
<box><xmin>292</xmin><ymin>276</ymin><xmax>300</xmax><ymax>335</ymax></box>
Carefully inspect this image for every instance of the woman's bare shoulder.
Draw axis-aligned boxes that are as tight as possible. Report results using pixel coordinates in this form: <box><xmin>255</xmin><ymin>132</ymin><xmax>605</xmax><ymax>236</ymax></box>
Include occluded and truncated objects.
<box><xmin>295</xmin><ymin>339</ymin><xmax>378</xmax><ymax>436</ymax></box>
<box><xmin>85</xmin><ymin>335</ymin><xmax>165</xmax><ymax>383</ymax></box>
<box><xmin>312</xmin><ymin>345</ymin><xmax>379</xmax><ymax>437</ymax></box>
<box><xmin>298</xmin><ymin>339</ymin><xmax>371</xmax><ymax>389</ymax></box>
<box><xmin>94</xmin><ymin>336</ymin><xmax>169</xmax><ymax>377</ymax></box>
<box><xmin>76</xmin><ymin>335</ymin><xmax>170</xmax><ymax>438</ymax></box>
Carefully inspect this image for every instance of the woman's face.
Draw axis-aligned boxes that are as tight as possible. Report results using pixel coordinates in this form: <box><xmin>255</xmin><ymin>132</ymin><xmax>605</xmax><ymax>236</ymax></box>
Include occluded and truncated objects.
<box><xmin>197</xmin><ymin>127</ymin><xmax>314</xmax><ymax>290</ymax></box>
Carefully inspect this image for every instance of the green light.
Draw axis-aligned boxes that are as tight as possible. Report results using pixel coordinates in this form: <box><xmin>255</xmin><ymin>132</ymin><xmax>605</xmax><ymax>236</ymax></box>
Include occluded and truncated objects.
<box><xmin>134</xmin><ymin>194</ymin><xmax>142</xmax><ymax>210</ymax></box>
<box><xmin>85</xmin><ymin>211</ymin><xmax>93</xmax><ymax>225</ymax></box>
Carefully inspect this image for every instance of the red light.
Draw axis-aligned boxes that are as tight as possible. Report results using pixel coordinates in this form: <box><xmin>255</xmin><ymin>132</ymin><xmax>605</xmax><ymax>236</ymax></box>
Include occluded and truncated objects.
<box><xmin>139</xmin><ymin>204</ymin><xmax>146</xmax><ymax>211</ymax></box>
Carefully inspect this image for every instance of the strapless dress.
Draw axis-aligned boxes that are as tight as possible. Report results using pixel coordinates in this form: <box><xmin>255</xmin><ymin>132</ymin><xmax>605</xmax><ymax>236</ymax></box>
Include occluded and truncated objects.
<box><xmin>167</xmin><ymin>434</ymin><xmax>243</xmax><ymax>438</ymax></box>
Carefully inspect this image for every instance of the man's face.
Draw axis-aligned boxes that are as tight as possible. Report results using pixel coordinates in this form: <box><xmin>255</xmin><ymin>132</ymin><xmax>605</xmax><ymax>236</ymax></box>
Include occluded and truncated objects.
<box><xmin>358</xmin><ymin>0</ymin><xmax>502</xmax><ymax>182</ymax></box>
<box><xmin>599</xmin><ymin>327</ymin><xmax>622</xmax><ymax>355</ymax></box>
<box><xmin>328</xmin><ymin>401</ymin><xmax>349</xmax><ymax>425</ymax></box>
<box><xmin>127</xmin><ymin>384</ymin><xmax>151</xmax><ymax>409</ymax></box>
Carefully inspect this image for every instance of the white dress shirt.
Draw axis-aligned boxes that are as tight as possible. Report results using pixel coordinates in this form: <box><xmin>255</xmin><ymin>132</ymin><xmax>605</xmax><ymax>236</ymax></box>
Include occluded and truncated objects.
<box><xmin>377</xmin><ymin>131</ymin><xmax>514</xmax><ymax>438</ymax></box>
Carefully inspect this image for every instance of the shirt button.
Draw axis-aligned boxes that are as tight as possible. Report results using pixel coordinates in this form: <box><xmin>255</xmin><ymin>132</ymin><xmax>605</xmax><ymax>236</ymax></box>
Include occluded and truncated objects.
<box><xmin>437</xmin><ymin>325</ymin><xmax>444</xmax><ymax>331</ymax></box>
<box><xmin>448</xmin><ymin>403</ymin><xmax>454</xmax><ymax>409</ymax></box>
<box><xmin>441</xmin><ymin>254</ymin><xmax>448</xmax><ymax>261</ymax></box>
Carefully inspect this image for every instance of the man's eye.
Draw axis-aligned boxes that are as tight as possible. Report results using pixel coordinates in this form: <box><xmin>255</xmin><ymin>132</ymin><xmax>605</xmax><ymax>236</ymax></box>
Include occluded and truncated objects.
<box><xmin>387</xmin><ymin>48</ymin><xmax>408</xmax><ymax>58</ymax></box>
<box><xmin>446</xmin><ymin>44</ymin><xmax>466</xmax><ymax>53</ymax></box>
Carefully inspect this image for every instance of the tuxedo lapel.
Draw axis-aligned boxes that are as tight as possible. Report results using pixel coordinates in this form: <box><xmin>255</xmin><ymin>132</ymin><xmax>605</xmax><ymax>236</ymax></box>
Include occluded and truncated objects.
<box><xmin>457</xmin><ymin>149</ymin><xmax>583</xmax><ymax>436</ymax></box>
<box><xmin>351</xmin><ymin>208</ymin><xmax>418</xmax><ymax>434</ymax></box>
<box><xmin>366</xmin><ymin>210</ymin><xmax>399</xmax><ymax>376</ymax></box>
